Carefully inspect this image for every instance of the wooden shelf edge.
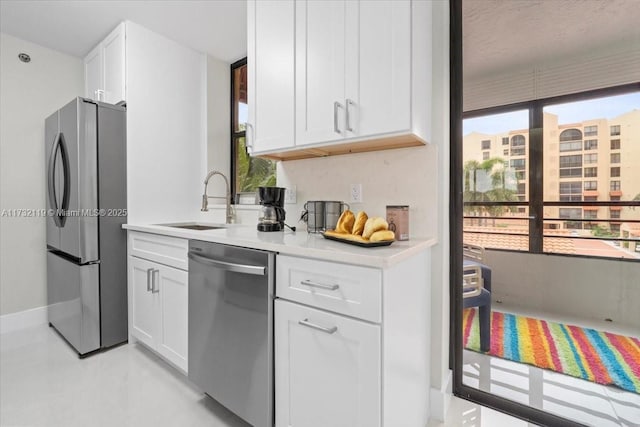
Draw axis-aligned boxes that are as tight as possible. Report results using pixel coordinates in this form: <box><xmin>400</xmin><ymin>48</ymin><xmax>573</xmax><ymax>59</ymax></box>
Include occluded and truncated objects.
<box><xmin>255</xmin><ymin>133</ymin><xmax>427</xmax><ymax>161</ymax></box>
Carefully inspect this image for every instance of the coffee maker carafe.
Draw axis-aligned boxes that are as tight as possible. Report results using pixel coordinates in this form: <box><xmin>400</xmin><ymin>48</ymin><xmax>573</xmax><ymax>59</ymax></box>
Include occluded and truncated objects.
<box><xmin>257</xmin><ymin>186</ymin><xmax>291</xmax><ymax>232</ymax></box>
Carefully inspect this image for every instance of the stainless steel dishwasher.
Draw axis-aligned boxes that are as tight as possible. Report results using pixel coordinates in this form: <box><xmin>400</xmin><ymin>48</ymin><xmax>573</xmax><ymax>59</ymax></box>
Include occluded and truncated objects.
<box><xmin>188</xmin><ymin>240</ymin><xmax>275</xmax><ymax>427</ymax></box>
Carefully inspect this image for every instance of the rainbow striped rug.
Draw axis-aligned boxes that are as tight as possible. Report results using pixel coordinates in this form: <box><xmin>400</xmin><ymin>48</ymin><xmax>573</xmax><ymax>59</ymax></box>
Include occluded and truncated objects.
<box><xmin>463</xmin><ymin>308</ymin><xmax>640</xmax><ymax>394</ymax></box>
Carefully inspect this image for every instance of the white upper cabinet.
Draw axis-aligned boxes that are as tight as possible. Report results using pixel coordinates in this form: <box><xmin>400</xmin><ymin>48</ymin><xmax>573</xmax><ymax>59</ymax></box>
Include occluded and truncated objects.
<box><xmin>84</xmin><ymin>23</ymin><xmax>126</xmax><ymax>105</ymax></box>
<box><xmin>248</xmin><ymin>0</ymin><xmax>430</xmax><ymax>160</ymax></box>
<box><xmin>346</xmin><ymin>0</ymin><xmax>411</xmax><ymax>139</ymax></box>
<box><xmin>297</xmin><ymin>0</ymin><xmax>411</xmax><ymax>145</ymax></box>
<box><xmin>295</xmin><ymin>0</ymin><xmax>346</xmax><ymax>145</ymax></box>
<box><xmin>247</xmin><ymin>0</ymin><xmax>295</xmax><ymax>154</ymax></box>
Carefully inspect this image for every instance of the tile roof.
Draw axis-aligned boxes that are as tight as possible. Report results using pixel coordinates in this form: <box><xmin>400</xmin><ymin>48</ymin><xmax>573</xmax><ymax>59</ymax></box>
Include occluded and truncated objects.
<box><xmin>464</xmin><ymin>226</ymin><xmax>639</xmax><ymax>259</ymax></box>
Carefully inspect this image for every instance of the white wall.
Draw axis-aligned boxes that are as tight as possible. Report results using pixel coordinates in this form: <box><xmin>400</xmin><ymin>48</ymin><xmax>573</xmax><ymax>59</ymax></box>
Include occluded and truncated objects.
<box><xmin>277</xmin><ymin>145</ymin><xmax>439</xmax><ymax>237</ymax></box>
<box><xmin>0</xmin><ymin>33</ymin><xmax>84</xmax><ymax>315</ymax></box>
<box><xmin>485</xmin><ymin>251</ymin><xmax>640</xmax><ymax>328</ymax></box>
<box><xmin>125</xmin><ymin>21</ymin><xmax>207</xmax><ymax>224</ymax></box>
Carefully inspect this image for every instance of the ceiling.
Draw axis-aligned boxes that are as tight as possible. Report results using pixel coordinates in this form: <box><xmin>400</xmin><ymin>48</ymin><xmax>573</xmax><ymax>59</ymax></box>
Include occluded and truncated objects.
<box><xmin>2</xmin><ymin>1</ymin><xmax>638</xmax><ymax>75</ymax></box>
<box><xmin>0</xmin><ymin>0</ymin><xmax>247</xmax><ymax>62</ymax></box>
<box><xmin>463</xmin><ymin>0</ymin><xmax>640</xmax><ymax>79</ymax></box>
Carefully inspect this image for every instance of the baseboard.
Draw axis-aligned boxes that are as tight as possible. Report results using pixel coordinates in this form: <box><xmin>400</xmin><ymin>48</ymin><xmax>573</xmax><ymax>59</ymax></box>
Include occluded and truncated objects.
<box><xmin>429</xmin><ymin>369</ymin><xmax>453</xmax><ymax>422</ymax></box>
<box><xmin>0</xmin><ymin>305</ymin><xmax>48</xmax><ymax>335</ymax></box>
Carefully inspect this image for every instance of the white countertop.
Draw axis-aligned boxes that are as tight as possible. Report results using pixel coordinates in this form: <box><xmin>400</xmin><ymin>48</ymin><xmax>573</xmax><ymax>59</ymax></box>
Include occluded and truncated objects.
<box><xmin>123</xmin><ymin>222</ymin><xmax>437</xmax><ymax>268</ymax></box>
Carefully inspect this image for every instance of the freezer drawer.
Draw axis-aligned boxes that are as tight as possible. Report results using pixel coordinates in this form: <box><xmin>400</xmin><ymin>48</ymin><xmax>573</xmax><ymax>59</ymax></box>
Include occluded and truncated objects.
<box><xmin>47</xmin><ymin>252</ymin><xmax>100</xmax><ymax>355</ymax></box>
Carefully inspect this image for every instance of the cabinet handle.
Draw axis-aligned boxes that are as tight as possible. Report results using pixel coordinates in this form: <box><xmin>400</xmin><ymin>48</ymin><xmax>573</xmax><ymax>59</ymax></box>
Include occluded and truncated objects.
<box><xmin>245</xmin><ymin>123</ymin><xmax>254</xmax><ymax>152</ymax></box>
<box><xmin>94</xmin><ymin>89</ymin><xmax>104</xmax><ymax>102</ymax></box>
<box><xmin>146</xmin><ymin>268</ymin><xmax>153</xmax><ymax>292</ymax></box>
<box><xmin>333</xmin><ymin>102</ymin><xmax>343</xmax><ymax>134</ymax></box>
<box><xmin>300</xmin><ymin>279</ymin><xmax>339</xmax><ymax>291</ymax></box>
<box><xmin>298</xmin><ymin>319</ymin><xmax>338</xmax><ymax>334</ymax></box>
<box><xmin>345</xmin><ymin>99</ymin><xmax>355</xmax><ymax>132</ymax></box>
<box><xmin>151</xmin><ymin>269</ymin><xmax>160</xmax><ymax>294</ymax></box>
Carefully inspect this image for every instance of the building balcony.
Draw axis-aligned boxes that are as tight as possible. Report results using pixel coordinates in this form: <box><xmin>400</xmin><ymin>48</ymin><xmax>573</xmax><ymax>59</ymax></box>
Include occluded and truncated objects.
<box><xmin>583</xmin><ymin>190</ymin><xmax>599</xmax><ymax>197</ymax></box>
<box><xmin>583</xmin><ymin>206</ymin><xmax>599</xmax><ymax>211</ymax></box>
<box><xmin>609</xmin><ymin>190</ymin><xmax>623</xmax><ymax>197</ymax></box>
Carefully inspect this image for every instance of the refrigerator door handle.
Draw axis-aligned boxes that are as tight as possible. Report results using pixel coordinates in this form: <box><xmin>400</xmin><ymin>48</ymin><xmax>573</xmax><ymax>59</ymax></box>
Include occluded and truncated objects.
<box><xmin>58</xmin><ymin>133</ymin><xmax>71</xmax><ymax>227</ymax></box>
<box><xmin>47</xmin><ymin>132</ymin><xmax>62</xmax><ymax>227</ymax></box>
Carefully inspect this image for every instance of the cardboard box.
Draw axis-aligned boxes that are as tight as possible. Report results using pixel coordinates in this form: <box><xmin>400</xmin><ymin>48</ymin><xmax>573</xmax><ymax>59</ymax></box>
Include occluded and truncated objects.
<box><xmin>386</xmin><ymin>205</ymin><xmax>409</xmax><ymax>241</ymax></box>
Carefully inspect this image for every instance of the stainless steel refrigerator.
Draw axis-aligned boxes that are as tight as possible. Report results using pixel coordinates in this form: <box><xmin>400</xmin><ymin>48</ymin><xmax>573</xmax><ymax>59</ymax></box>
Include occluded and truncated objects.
<box><xmin>45</xmin><ymin>97</ymin><xmax>127</xmax><ymax>356</ymax></box>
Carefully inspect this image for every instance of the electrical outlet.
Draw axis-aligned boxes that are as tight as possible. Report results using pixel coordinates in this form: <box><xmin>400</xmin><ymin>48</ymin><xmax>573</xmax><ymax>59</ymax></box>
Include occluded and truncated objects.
<box><xmin>350</xmin><ymin>183</ymin><xmax>363</xmax><ymax>203</ymax></box>
<box><xmin>285</xmin><ymin>186</ymin><xmax>297</xmax><ymax>204</ymax></box>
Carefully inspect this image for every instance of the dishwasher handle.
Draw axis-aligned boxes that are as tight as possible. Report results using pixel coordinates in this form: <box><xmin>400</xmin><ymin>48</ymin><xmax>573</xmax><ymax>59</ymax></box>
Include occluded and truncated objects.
<box><xmin>188</xmin><ymin>252</ymin><xmax>266</xmax><ymax>276</ymax></box>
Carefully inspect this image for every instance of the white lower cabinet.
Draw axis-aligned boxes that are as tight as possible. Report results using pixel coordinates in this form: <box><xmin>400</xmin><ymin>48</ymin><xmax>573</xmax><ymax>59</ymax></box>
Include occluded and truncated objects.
<box><xmin>128</xmin><ymin>232</ymin><xmax>188</xmax><ymax>374</ymax></box>
<box><xmin>275</xmin><ymin>299</ymin><xmax>381</xmax><ymax>427</ymax></box>
<box><xmin>275</xmin><ymin>252</ymin><xmax>431</xmax><ymax>427</ymax></box>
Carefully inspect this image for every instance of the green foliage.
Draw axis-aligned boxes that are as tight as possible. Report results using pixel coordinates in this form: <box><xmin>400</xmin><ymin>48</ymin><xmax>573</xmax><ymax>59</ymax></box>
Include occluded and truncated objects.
<box><xmin>235</xmin><ymin>137</ymin><xmax>277</xmax><ymax>193</ymax></box>
<box><xmin>591</xmin><ymin>225</ymin><xmax>616</xmax><ymax>237</ymax></box>
<box><xmin>463</xmin><ymin>157</ymin><xmax>518</xmax><ymax>225</ymax></box>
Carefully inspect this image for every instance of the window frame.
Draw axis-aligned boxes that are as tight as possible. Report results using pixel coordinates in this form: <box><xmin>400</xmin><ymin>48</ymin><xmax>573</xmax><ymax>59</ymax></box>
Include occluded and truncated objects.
<box><xmin>462</xmin><ymin>82</ymin><xmax>640</xmax><ymax>260</ymax></box>
<box><xmin>230</xmin><ymin>57</ymin><xmax>248</xmax><ymax>204</ymax></box>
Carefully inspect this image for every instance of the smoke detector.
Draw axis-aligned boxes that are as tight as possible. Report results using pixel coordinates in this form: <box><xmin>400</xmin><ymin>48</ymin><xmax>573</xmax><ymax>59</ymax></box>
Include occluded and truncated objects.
<box><xmin>18</xmin><ymin>53</ymin><xmax>31</xmax><ymax>63</ymax></box>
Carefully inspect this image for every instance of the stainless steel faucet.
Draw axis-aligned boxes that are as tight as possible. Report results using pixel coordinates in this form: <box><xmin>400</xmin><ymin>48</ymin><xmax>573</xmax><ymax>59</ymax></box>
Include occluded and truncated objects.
<box><xmin>201</xmin><ymin>170</ymin><xmax>233</xmax><ymax>224</ymax></box>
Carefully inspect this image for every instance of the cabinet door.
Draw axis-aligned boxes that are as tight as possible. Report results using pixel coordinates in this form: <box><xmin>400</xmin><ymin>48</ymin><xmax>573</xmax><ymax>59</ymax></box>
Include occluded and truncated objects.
<box><xmin>345</xmin><ymin>0</ymin><xmax>411</xmax><ymax>138</ymax></box>
<box><xmin>102</xmin><ymin>23</ymin><xmax>126</xmax><ymax>105</ymax></box>
<box><xmin>155</xmin><ymin>265</ymin><xmax>189</xmax><ymax>373</ymax></box>
<box><xmin>275</xmin><ymin>299</ymin><xmax>381</xmax><ymax>427</ymax></box>
<box><xmin>129</xmin><ymin>256</ymin><xmax>156</xmax><ymax>348</ymax></box>
<box><xmin>247</xmin><ymin>0</ymin><xmax>295</xmax><ymax>153</ymax></box>
<box><xmin>84</xmin><ymin>44</ymin><xmax>103</xmax><ymax>102</ymax></box>
<box><xmin>295</xmin><ymin>0</ymin><xmax>346</xmax><ymax>146</ymax></box>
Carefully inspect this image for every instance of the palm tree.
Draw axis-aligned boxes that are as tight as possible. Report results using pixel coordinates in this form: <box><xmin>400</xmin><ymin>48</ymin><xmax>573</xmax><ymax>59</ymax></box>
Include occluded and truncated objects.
<box><xmin>463</xmin><ymin>157</ymin><xmax>514</xmax><ymax>226</ymax></box>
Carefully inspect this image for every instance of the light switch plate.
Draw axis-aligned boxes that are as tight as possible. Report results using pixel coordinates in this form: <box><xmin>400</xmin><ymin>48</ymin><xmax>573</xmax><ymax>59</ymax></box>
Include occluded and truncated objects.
<box><xmin>285</xmin><ymin>186</ymin><xmax>297</xmax><ymax>204</ymax></box>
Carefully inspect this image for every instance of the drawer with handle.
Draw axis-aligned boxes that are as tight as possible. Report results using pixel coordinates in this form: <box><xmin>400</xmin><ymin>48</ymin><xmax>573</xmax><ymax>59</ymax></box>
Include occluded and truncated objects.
<box><xmin>276</xmin><ymin>255</ymin><xmax>382</xmax><ymax>323</ymax></box>
<box><xmin>129</xmin><ymin>231</ymin><xmax>188</xmax><ymax>270</ymax></box>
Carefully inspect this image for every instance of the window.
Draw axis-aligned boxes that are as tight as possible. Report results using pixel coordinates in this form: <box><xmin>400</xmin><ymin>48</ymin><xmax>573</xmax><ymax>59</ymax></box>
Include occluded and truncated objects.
<box><xmin>610</xmin><ymin>125</ymin><xmax>621</xmax><ymax>136</ymax></box>
<box><xmin>584</xmin><ymin>139</ymin><xmax>598</xmax><ymax>150</ymax></box>
<box><xmin>231</xmin><ymin>59</ymin><xmax>276</xmax><ymax>199</ymax></box>
<box><xmin>584</xmin><ymin>153</ymin><xmax>598</xmax><ymax>163</ymax></box>
<box><xmin>611</xmin><ymin>224</ymin><xmax>621</xmax><ymax>233</ymax></box>
<box><xmin>610</xmin><ymin>210</ymin><xmax>621</xmax><ymax>219</ymax></box>
<box><xmin>610</xmin><ymin>153</ymin><xmax>621</xmax><ymax>163</ymax></box>
<box><xmin>559</xmin><ymin>154</ymin><xmax>582</xmax><ymax>177</ymax></box>
<box><xmin>462</xmin><ymin>88</ymin><xmax>639</xmax><ymax>259</ymax></box>
<box><xmin>502</xmin><ymin>137</ymin><xmax>509</xmax><ymax>145</ymax></box>
<box><xmin>584</xmin><ymin>181</ymin><xmax>597</xmax><ymax>191</ymax></box>
<box><xmin>503</xmin><ymin>149</ymin><xmax>509</xmax><ymax>155</ymax></box>
<box><xmin>559</xmin><ymin>208</ymin><xmax>582</xmax><ymax>219</ymax></box>
<box><xmin>481</xmin><ymin>140</ymin><xmax>491</xmax><ymax>149</ymax></box>
<box><xmin>510</xmin><ymin>138</ymin><xmax>526</xmax><ymax>155</ymax></box>
<box><xmin>482</xmin><ymin>151</ymin><xmax>490</xmax><ymax>160</ymax></box>
<box><xmin>584</xmin><ymin>210</ymin><xmax>598</xmax><ymax>219</ymax></box>
<box><xmin>559</xmin><ymin>141</ymin><xmax>582</xmax><ymax>152</ymax></box>
<box><xmin>611</xmin><ymin>195</ymin><xmax>621</xmax><ymax>201</ymax></box>
<box><xmin>559</xmin><ymin>182</ymin><xmax>582</xmax><ymax>201</ymax></box>
<box><xmin>559</xmin><ymin>129</ymin><xmax>582</xmax><ymax>141</ymax></box>
<box><xmin>584</xmin><ymin>125</ymin><xmax>598</xmax><ymax>136</ymax></box>
<box><xmin>510</xmin><ymin>158</ymin><xmax>526</xmax><ymax>170</ymax></box>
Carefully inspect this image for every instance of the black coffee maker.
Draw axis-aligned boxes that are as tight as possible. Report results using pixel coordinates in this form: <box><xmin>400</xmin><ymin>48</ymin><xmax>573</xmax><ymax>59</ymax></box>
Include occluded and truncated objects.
<box><xmin>257</xmin><ymin>186</ymin><xmax>292</xmax><ymax>232</ymax></box>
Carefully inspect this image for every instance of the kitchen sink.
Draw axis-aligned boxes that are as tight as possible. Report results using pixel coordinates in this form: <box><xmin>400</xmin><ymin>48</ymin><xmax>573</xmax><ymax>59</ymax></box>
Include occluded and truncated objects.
<box><xmin>155</xmin><ymin>223</ymin><xmax>225</xmax><ymax>231</ymax></box>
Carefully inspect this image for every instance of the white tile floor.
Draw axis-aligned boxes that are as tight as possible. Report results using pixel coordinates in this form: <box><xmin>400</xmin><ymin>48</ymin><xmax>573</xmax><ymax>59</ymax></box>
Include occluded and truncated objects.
<box><xmin>463</xmin><ymin>304</ymin><xmax>640</xmax><ymax>427</ymax></box>
<box><xmin>0</xmin><ymin>324</ymin><xmax>532</xmax><ymax>427</ymax></box>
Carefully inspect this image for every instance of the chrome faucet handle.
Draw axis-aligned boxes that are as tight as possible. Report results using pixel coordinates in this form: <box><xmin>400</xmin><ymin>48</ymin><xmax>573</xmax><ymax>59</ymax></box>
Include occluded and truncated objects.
<box><xmin>201</xmin><ymin>194</ymin><xmax>209</xmax><ymax>211</ymax></box>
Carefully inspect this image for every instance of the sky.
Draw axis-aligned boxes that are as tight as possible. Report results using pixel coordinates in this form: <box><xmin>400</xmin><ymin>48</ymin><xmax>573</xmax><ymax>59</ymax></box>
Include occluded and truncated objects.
<box><xmin>463</xmin><ymin>92</ymin><xmax>640</xmax><ymax>136</ymax></box>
